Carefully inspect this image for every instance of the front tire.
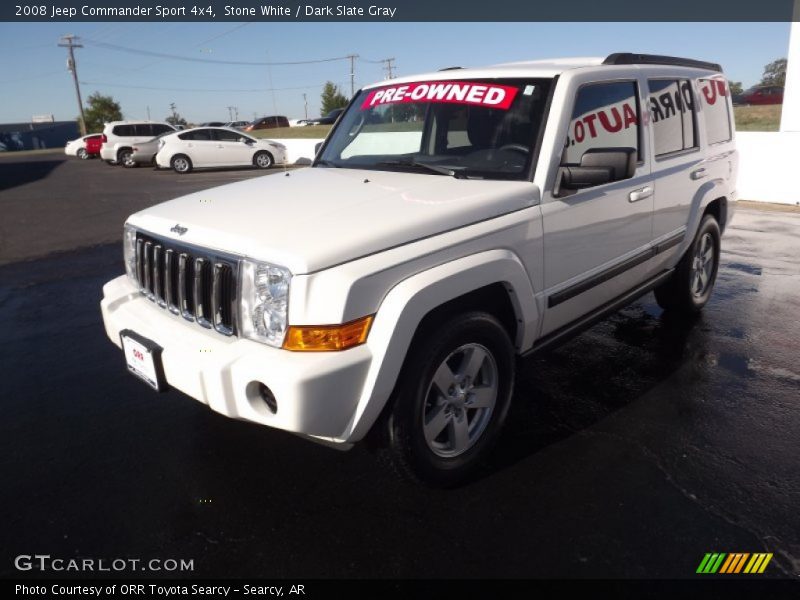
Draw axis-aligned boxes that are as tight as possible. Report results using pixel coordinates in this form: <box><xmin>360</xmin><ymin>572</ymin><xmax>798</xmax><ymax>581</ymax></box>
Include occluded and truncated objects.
<box><xmin>654</xmin><ymin>214</ymin><xmax>721</xmax><ymax>314</ymax></box>
<box><xmin>253</xmin><ymin>151</ymin><xmax>273</xmax><ymax>169</ymax></box>
<box><xmin>381</xmin><ymin>312</ymin><xmax>515</xmax><ymax>487</ymax></box>
<box><xmin>170</xmin><ymin>154</ymin><xmax>192</xmax><ymax>174</ymax></box>
<box><xmin>118</xmin><ymin>148</ymin><xmax>136</xmax><ymax>168</ymax></box>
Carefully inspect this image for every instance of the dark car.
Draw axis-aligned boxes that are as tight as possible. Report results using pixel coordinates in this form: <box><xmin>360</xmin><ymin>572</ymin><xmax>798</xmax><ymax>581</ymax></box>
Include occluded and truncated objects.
<box><xmin>735</xmin><ymin>85</ymin><xmax>784</xmax><ymax>106</ymax></box>
<box><xmin>309</xmin><ymin>108</ymin><xmax>345</xmax><ymax>125</ymax></box>
<box><xmin>242</xmin><ymin>116</ymin><xmax>290</xmax><ymax>132</ymax></box>
<box><xmin>199</xmin><ymin>122</ymin><xmax>226</xmax><ymax>127</ymax></box>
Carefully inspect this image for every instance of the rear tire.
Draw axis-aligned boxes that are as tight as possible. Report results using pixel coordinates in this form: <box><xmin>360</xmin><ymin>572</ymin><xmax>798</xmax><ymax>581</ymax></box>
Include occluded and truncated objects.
<box><xmin>378</xmin><ymin>311</ymin><xmax>515</xmax><ymax>487</ymax></box>
<box><xmin>77</xmin><ymin>148</ymin><xmax>88</xmax><ymax>160</ymax></box>
<box><xmin>654</xmin><ymin>214</ymin><xmax>721</xmax><ymax>314</ymax></box>
<box><xmin>170</xmin><ymin>154</ymin><xmax>192</xmax><ymax>174</ymax></box>
<box><xmin>118</xmin><ymin>148</ymin><xmax>136</xmax><ymax>168</ymax></box>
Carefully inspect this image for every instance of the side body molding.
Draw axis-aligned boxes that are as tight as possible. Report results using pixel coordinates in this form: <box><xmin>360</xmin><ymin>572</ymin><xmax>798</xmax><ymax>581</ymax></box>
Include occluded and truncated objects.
<box><xmin>343</xmin><ymin>249</ymin><xmax>538</xmax><ymax>442</ymax></box>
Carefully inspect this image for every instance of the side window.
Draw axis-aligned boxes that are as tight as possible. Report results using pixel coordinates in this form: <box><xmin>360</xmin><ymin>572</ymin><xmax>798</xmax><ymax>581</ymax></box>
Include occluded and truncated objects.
<box><xmin>698</xmin><ymin>78</ymin><xmax>732</xmax><ymax>145</ymax></box>
<box><xmin>192</xmin><ymin>129</ymin><xmax>212</xmax><ymax>141</ymax></box>
<box><xmin>562</xmin><ymin>81</ymin><xmax>640</xmax><ymax>166</ymax></box>
<box><xmin>150</xmin><ymin>124</ymin><xmax>169</xmax><ymax>136</ymax></box>
<box><xmin>113</xmin><ymin>125</ymin><xmax>133</xmax><ymax>137</ymax></box>
<box><xmin>178</xmin><ymin>131</ymin><xmax>193</xmax><ymax>141</ymax></box>
<box><xmin>648</xmin><ymin>79</ymin><xmax>697</xmax><ymax>157</ymax></box>
<box><xmin>214</xmin><ymin>129</ymin><xmax>242</xmax><ymax>142</ymax></box>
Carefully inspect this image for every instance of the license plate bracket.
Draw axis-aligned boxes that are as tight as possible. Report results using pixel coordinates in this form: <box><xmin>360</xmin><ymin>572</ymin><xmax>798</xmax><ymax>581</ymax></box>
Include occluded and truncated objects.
<box><xmin>120</xmin><ymin>329</ymin><xmax>168</xmax><ymax>392</ymax></box>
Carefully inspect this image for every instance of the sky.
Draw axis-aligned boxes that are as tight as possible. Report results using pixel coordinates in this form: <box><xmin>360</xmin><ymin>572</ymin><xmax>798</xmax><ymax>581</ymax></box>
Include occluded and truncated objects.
<box><xmin>0</xmin><ymin>21</ymin><xmax>791</xmax><ymax>125</ymax></box>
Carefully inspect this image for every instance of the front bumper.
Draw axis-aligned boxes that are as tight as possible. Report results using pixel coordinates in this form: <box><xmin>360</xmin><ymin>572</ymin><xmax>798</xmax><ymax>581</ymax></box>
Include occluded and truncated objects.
<box><xmin>101</xmin><ymin>275</ymin><xmax>372</xmax><ymax>442</ymax></box>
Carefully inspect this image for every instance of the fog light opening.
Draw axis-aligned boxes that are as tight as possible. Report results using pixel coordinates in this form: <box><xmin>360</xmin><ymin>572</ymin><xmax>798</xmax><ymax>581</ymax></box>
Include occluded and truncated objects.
<box><xmin>247</xmin><ymin>381</ymin><xmax>277</xmax><ymax>415</ymax></box>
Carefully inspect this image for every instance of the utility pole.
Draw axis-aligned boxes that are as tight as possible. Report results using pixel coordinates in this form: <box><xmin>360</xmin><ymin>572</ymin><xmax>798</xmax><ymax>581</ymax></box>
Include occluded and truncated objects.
<box><xmin>169</xmin><ymin>102</ymin><xmax>177</xmax><ymax>123</ymax></box>
<box><xmin>347</xmin><ymin>54</ymin><xmax>359</xmax><ymax>97</ymax></box>
<box><xmin>58</xmin><ymin>35</ymin><xmax>86</xmax><ymax>136</ymax></box>
<box><xmin>226</xmin><ymin>106</ymin><xmax>234</xmax><ymax>121</ymax></box>
<box><xmin>234</xmin><ymin>106</ymin><xmax>239</xmax><ymax>120</ymax></box>
<box><xmin>383</xmin><ymin>58</ymin><xmax>396</xmax><ymax>80</ymax></box>
<box><xmin>146</xmin><ymin>106</ymin><xmax>151</xmax><ymax>120</ymax></box>
<box><xmin>302</xmin><ymin>93</ymin><xmax>308</xmax><ymax>120</ymax></box>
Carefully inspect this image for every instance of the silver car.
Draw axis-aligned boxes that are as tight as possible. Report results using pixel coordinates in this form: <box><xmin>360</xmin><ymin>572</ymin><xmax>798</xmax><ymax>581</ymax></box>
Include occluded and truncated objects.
<box><xmin>129</xmin><ymin>132</ymin><xmax>177</xmax><ymax>167</ymax></box>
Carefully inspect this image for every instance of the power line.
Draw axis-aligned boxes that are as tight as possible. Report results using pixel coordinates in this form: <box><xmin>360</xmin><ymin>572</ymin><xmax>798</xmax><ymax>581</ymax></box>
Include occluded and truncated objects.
<box><xmin>79</xmin><ymin>80</ymin><xmax>328</xmax><ymax>93</ymax></box>
<box><xmin>83</xmin><ymin>40</ymin><xmax>353</xmax><ymax>66</ymax></box>
<box><xmin>59</xmin><ymin>34</ymin><xmax>86</xmax><ymax>135</ymax></box>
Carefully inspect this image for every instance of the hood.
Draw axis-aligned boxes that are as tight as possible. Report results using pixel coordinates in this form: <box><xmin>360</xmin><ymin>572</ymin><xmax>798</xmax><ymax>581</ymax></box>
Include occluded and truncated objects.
<box><xmin>128</xmin><ymin>167</ymin><xmax>537</xmax><ymax>274</ymax></box>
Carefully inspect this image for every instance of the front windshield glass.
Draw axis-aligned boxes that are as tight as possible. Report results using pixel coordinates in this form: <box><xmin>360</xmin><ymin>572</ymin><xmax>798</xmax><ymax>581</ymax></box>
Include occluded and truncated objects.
<box><xmin>317</xmin><ymin>77</ymin><xmax>552</xmax><ymax>180</ymax></box>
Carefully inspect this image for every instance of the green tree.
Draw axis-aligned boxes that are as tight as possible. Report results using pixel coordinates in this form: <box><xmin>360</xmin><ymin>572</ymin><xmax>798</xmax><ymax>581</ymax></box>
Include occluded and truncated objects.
<box><xmin>82</xmin><ymin>92</ymin><xmax>122</xmax><ymax>134</ymax></box>
<box><xmin>759</xmin><ymin>58</ymin><xmax>787</xmax><ymax>87</ymax></box>
<box><xmin>320</xmin><ymin>82</ymin><xmax>349</xmax><ymax>115</ymax></box>
<box><xmin>728</xmin><ymin>81</ymin><xmax>743</xmax><ymax>96</ymax></box>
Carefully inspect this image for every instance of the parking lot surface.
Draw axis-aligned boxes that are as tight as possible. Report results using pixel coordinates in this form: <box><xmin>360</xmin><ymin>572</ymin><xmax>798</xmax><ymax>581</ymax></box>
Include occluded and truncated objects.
<box><xmin>1</xmin><ymin>153</ymin><xmax>798</xmax><ymax>578</ymax></box>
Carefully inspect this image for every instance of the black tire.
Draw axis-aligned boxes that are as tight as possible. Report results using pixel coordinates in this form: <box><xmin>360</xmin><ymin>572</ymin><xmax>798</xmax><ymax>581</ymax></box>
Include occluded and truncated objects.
<box><xmin>170</xmin><ymin>154</ymin><xmax>192</xmax><ymax>174</ymax></box>
<box><xmin>379</xmin><ymin>311</ymin><xmax>515</xmax><ymax>487</ymax></box>
<box><xmin>654</xmin><ymin>214</ymin><xmax>721</xmax><ymax>314</ymax></box>
<box><xmin>104</xmin><ymin>160</ymin><xmax>116</xmax><ymax>166</ymax></box>
<box><xmin>118</xmin><ymin>148</ymin><xmax>136</xmax><ymax>168</ymax></box>
<box><xmin>253</xmin><ymin>150</ymin><xmax>274</xmax><ymax>169</ymax></box>
<box><xmin>76</xmin><ymin>148</ymin><xmax>88</xmax><ymax>160</ymax></box>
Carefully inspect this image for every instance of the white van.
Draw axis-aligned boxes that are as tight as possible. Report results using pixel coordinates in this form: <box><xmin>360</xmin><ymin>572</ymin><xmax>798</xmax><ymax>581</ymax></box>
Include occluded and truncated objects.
<box><xmin>100</xmin><ymin>121</ymin><xmax>176</xmax><ymax>167</ymax></box>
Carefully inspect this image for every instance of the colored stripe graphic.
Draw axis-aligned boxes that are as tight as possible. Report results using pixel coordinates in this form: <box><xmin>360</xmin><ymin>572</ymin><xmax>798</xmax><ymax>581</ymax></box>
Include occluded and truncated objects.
<box><xmin>698</xmin><ymin>552</ymin><xmax>772</xmax><ymax>574</ymax></box>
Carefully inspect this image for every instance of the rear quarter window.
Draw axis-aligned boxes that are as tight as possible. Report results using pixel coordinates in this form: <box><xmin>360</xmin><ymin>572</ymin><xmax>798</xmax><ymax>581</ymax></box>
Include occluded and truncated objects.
<box><xmin>113</xmin><ymin>125</ymin><xmax>134</xmax><ymax>136</ymax></box>
<box><xmin>698</xmin><ymin>78</ymin><xmax>732</xmax><ymax>145</ymax></box>
<box><xmin>648</xmin><ymin>79</ymin><xmax>697</xmax><ymax>157</ymax></box>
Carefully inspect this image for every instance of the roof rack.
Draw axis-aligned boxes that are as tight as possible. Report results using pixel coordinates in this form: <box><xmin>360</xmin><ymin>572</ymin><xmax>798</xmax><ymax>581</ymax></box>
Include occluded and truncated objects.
<box><xmin>603</xmin><ymin>53</ymin><xmax>722</xmax><ymax>72</ymax></box>
<box><xmin>438</xmin><ymin>66</ymin><xmax>463</xmax><ymax>71</ymax></box>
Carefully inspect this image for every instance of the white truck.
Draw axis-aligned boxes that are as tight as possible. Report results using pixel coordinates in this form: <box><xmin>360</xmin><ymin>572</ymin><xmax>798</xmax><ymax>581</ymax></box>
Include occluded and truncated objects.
<box><xmin>101</xmin><ymin>53</ymin><xmax>737</xmax><ymax>485</ymax></box>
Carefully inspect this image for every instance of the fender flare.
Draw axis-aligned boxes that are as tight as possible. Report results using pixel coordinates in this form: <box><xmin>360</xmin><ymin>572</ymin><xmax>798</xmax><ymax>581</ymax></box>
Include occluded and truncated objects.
<box><xmin>680</xmin><ymin>178</ymin><xmax>728</xmax><ymax>254</ymax></box>
<box><xmin>342</xmin><ymin>248</ymin><xmax>538</xmax><ymax>442</ymax></box>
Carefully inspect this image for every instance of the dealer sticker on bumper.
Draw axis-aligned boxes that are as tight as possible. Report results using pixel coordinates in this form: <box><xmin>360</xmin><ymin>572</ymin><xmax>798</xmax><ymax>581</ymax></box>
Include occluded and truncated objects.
<box><xmin>120</xmin><ymin>330</ymin><xmax>166</xmax><ymax>391</ymax></box>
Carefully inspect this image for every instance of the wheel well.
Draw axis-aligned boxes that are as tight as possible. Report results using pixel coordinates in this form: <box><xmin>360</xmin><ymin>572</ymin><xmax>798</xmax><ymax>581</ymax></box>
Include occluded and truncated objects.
<box><xmin>703</xmin><ymin>197</ymin><xmax>728</xmax><ymax>233</ymax></box>
<box><xmin>117</xmin><ymin>146</ymin><xmax>132</xmax><ymax>158</ymax></box>
<box><xmin>414</xmin><ymin>283</ymin><xmax>519</xmax><ymax>349</ymax></box>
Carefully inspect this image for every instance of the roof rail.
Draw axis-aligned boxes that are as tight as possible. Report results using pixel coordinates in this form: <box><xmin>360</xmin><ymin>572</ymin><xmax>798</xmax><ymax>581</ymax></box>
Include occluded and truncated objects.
<box><xmin>603</xmin><ymin>53</ymin><xmax>722</xmax><ymax>72</ymax></box>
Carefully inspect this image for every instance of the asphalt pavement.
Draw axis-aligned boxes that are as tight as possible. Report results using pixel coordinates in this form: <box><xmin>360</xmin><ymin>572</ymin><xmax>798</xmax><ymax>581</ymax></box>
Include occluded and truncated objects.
<box><xmin>0</xmin><ymin>152</ymin><xmax>798</xmax><ymax>579</ymax></box>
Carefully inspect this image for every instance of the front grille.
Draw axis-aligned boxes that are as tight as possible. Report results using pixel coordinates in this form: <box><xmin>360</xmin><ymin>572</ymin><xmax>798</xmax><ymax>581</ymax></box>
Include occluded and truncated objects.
<box><xmin>134</xmin><ymin>233</ymin><xmax>237</xmax><ymax>336</ymax></box>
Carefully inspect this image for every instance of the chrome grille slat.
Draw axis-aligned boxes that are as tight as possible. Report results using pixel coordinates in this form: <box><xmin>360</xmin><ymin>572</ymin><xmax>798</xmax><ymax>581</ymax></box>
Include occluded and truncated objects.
<box><xmin>153</xmin><ymin>244</ymin><xmax>166</xmax><ymax>307</ymax></box>
<box><xmin>143</xmin><ymin>241</ymin><xmax>153</xmax><ymax>298</ymax></box>
<box><xmin>211</xmin><ymin>263</ymin><xmax>233</xmax><ymax>335</ymax></box>
<box><xmin>134</xmin><ymin>233</ymin><xmax>236</xmax><ymax>336</ymax></box>
<box><xmin>165</xmin><ymin>249</ymin><xmax>179</xmax><ymax>314</ymax></box>
<box><xmin>135</xmin><ymin>238</ymin><xmax>144</xmax><ymax>286</ymax></box>
<box><xmin>193</xmin><ymin>257</ymin><xmax>212</xmax><ymax>329</ymax></box>
<box><xmin>178</xmin><ymin>252</ymin><xmax>193</xmax><ymax>321</ymax></box>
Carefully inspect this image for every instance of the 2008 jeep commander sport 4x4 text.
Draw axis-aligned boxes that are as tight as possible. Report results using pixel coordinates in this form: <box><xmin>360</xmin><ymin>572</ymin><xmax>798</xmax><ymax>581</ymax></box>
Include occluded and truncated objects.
<box><xmin>101</xmin><ymin>53</ymin><xmax>737</xmax><ymax>485</ymax></box>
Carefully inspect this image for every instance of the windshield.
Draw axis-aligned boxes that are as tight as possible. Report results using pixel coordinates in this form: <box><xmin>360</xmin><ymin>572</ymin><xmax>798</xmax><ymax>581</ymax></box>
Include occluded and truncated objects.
<box><xmin>317</xmin><ymin>77</ymin><xmax>552</xmax><ymax>180</ymax></box>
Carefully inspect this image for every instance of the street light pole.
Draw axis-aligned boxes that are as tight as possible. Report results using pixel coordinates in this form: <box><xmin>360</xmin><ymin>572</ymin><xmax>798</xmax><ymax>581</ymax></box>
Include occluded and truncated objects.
<box><xmin>59</xmin><ymin>34</ymin><xmax>86</xmax><ymax>135</ymax></box>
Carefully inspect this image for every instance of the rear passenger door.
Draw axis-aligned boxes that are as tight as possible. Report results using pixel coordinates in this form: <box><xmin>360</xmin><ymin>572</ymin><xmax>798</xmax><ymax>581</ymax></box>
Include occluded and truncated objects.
<box><xmin>540</xmin><ymin>76</ymin><xmax>655</xmax><ymax>336</ymax></box>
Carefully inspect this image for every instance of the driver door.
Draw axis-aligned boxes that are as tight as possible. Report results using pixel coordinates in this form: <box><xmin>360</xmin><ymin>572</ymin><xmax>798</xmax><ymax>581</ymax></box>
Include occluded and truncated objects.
<box><xmin>212</xmin><ymin>129</ymin><xmax>253</xmax><ymax>166</ymax></box>
<box><xmin>539</xmin><ymin>77</ymin><xmax>655</xmax><ymax>336</ymax></box>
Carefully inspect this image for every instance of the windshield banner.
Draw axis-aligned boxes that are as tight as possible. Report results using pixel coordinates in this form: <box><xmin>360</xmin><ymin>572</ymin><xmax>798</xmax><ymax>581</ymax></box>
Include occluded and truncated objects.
<box><xmin>361</xmin><ymin>81</ymin><xmax>519</xmax><ymax>110</ymax></box>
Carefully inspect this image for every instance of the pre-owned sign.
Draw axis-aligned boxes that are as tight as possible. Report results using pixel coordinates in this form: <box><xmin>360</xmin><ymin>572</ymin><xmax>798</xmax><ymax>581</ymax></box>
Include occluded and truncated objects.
<box><xmin>361</xmin><ymin>81</ymin><xmax>519</xmax><ymax>110</ymax></box>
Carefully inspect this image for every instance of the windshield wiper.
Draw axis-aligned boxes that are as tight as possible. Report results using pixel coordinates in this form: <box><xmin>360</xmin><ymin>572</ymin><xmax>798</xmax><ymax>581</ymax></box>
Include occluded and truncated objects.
<box><xmin>377</xmin><ymin>159</ymin><xmax>467</xmax><ymax>179</ymax></box>
<box><xmin>315</xmin><ymin>159</ymin><xmax>340</xmax><ymax>168</ymax></box>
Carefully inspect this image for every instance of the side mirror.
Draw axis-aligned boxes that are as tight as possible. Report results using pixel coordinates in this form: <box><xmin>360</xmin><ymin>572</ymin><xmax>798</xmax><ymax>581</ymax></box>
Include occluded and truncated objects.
<box><xmin>560</xmin><ymin>147</ymin><xmax>636</xmax><ymax>191</ymax></box>
<box><xmin>239</xmin><ymin>137</ymin><xmax>253</xmax><ymax>144</ymax></box>
<box><xmin>314</xmin><ymin>142</ymin><xmax>323</xmax><ymax>155</ymax></box>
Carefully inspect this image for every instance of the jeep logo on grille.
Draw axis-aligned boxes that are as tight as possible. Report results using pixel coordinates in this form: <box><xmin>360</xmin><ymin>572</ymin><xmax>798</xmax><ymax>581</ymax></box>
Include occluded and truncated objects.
<box><xmin>170</xmin><ymin>224</ymin><xmax>188</xmax><ymax>236</ymax></box>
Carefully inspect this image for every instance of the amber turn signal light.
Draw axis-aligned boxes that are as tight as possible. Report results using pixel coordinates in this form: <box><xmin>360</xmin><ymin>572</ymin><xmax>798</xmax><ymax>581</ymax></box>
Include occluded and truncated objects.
<box><xmin>283</xmin><ymin>315</ymin><xmax>374</xmax><ymax>352</ymax></box>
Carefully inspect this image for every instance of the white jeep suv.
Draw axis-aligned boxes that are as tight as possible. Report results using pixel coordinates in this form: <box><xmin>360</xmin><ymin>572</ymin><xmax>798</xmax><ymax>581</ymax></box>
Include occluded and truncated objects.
<box><xmin>101</xmin><ymin>53</ymin><xmax>737</xmax><ymax>485</ymax></box>
<box><xmin>100</xmin><ymin>121</ymin><xmax>176</xmax><ymax>167</ymax></box>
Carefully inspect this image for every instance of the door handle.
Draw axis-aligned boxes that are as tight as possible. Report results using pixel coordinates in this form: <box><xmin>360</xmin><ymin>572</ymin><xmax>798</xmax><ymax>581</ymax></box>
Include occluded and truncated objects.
<box><xmin>628</xmin><ymin>186</ymin><xmax>653</xmax><ymax>203</ymax></box>
<box><xmin>691</xmin><ymin>168</ymin><xmax>707</xmax><ymax>180</ymax></box>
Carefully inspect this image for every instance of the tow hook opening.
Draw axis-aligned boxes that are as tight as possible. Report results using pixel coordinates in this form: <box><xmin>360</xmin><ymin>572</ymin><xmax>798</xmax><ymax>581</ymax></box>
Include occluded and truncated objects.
<box><xmin>247</xmin><ymin>381</ymin><xmax>278</xmax><ymax>414</ymax></box>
